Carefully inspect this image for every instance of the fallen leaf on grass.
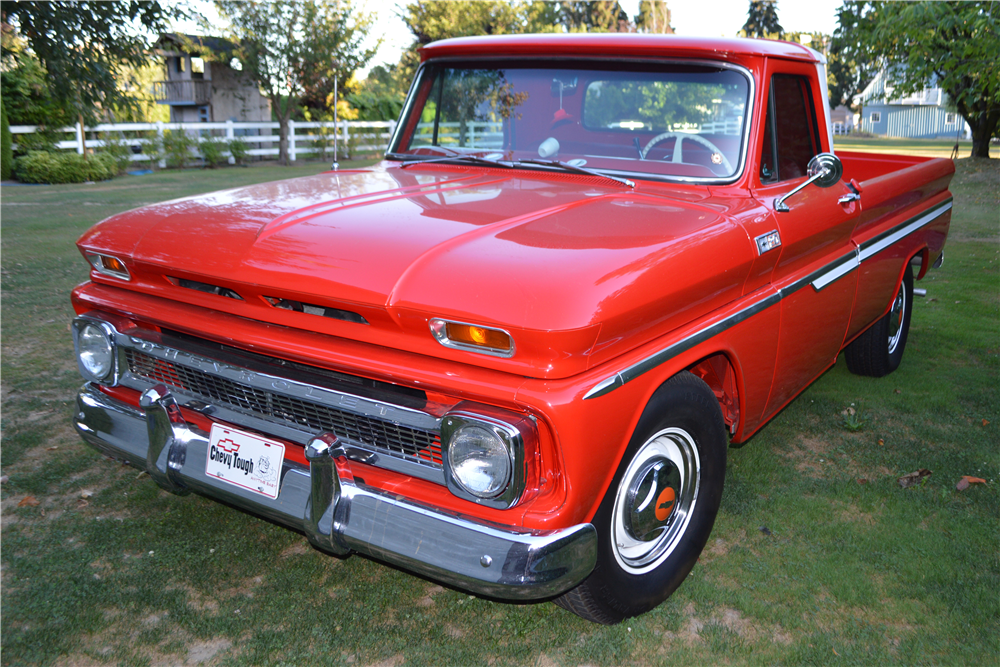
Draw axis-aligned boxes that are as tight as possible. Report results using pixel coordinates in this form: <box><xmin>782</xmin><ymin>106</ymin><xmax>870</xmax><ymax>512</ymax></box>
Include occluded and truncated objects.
<box><xmin>77</xmin><ymin>499</ymin><xmax>90</xmax><ymax>508</ymax></box>
<box><xmin>894</xmin><ymin>388</ymin><xmax>902</xmax><ymax>394</ymax></box>
<box><xmin>18</xmin><ymin>495</ymin><xmax>41</xmax><ymax>507</ymax></box>
<box><xmin>45</xmin><ymin>446</ymin><xmax>59</xmax><ymax>451</ymax></box>
<box><xmin>898</xmin><ymin>469</ymin><xmax>932</xmax><ymax>488</ymax></box>
<box><xmin>983</xmin><ymin>419</ymin><xmax>990</xmax><ymax>427</ymax></box>
<box><xmin>857</xmin><ymin>478</ymin><xmax>868</xmax><ymax>484</ymax></box>
<box><xmin>878</xmin><ymin>439</ymin><xmax>885</xmax><ymax>446</ymax></box>
<box><xmin>80</xmin><ymin>490</ymin><xmax>93</xmax><ymax>499</ymax></box>
<box><xmin>956</xmin><ymin>476</ymin><xmax>987</xmax><ymax>491</ymax></box>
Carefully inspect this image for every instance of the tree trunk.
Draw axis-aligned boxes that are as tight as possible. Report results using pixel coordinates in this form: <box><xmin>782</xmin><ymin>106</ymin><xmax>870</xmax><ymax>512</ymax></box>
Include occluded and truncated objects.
<box><xmin>968</xmin><ymin>110</ymin><xmax>999</xmax><ymax>159</ymax></box>
<box><xmin>277</xmin><ymin>116</ymin><xmax>289</xmax><ymax>166</ymax></box>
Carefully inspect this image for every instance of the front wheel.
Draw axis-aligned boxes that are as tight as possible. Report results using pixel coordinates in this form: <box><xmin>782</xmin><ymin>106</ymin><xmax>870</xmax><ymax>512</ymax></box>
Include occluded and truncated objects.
<box><xmin>845</xmin><ymin>265</ymin><xmax>913</xmax><ymax>377</ymax></box>
<box><xmin>554</xmin><ymin>372</ymin><xmax>727</xmax><ymax>624</ymax></box>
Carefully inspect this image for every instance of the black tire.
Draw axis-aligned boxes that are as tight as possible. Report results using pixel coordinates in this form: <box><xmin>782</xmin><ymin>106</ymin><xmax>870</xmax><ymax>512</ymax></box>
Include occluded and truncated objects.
<box><xmin>845</xmin><ymin>265</ymin><xmax>913</xmax><ymax>377</ymax></box>
<box><xmin>554</xmin><ymin>371</ymin><xmax>727</xmax><ymax>624</ymax></box>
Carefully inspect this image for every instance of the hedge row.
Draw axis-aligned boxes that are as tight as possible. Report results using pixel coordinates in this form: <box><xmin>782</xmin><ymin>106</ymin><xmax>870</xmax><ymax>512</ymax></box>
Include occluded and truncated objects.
<box><xmin>13</xmin><ymin>151</ymin><xmax>118</xmax><ymax>184</ymax></box>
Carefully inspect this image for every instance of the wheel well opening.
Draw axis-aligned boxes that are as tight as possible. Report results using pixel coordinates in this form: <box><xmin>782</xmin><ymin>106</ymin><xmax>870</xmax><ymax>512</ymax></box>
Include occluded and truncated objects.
<box><xmin>687</xmin><ymin>354</ymin><xmax>739</xmax><ymax>436</ymax></box>
<box><xmin>910</xmin><ymin>248</ymin><xmax>930</xmax><ymax>281</ymax></box>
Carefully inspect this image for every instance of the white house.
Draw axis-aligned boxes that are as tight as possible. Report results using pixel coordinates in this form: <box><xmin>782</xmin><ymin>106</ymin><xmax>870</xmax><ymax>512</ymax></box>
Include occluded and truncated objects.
<box><xmin>854</xmin><ymin>69</ymin><xmax>970</xmax><ymax>140</ymax></box>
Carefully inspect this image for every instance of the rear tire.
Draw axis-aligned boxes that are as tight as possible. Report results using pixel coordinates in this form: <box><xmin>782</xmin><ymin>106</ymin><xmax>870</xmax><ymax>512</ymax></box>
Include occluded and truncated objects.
<box><xmin>845</xmin><ymin>265</ymin><xmax>913</xmax><ymax>377</ymax></box>
<box><xmin>554</xmin><ymin>372</ymin><xmax>727</xmax><ymax>624</ymax></box>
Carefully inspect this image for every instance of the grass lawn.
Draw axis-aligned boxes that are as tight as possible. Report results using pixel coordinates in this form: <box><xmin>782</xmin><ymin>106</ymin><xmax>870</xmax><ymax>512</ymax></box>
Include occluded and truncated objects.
<box><xmin>2</xmin><ymin>152</ymin><xmax>997</xmax><ymax>666</ymax></box>
<box><xmin>834</xmin><ymin>135</ymin><xmax>1000</xmax><ymax>159</ymax></box>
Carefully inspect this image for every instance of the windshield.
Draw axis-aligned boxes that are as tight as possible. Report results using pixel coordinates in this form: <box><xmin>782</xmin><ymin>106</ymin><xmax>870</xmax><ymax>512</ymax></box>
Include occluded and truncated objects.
<box><xmin>389</xmin><ymin>61</ymin><xmax>751</xmax><ymax>182</ymax></box>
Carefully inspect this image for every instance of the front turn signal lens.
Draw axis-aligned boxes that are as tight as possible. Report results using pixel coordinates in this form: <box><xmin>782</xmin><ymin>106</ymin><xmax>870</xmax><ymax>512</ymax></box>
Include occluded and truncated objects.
<box><xmin>86</xmin><ymin>253</ymin><xmax>131</xmax><ymax>281</ymax></box>
<box><xmin>430</xmin><ymin>319</ymin><xmax>514</xmax><ymax>358</ymax></box>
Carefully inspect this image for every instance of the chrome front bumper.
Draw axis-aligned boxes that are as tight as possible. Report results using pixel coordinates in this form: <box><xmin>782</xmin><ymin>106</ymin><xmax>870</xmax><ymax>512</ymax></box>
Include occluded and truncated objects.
<box><xmin>74</xmin><ymin>383</ymin><xmax>597</xmax><ymax>600</ymax></box>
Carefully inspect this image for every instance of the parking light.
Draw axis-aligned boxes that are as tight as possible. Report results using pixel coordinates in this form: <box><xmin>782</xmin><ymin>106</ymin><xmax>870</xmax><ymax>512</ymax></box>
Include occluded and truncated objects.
<box><xmin>86</xmin><ymin>253</ymin><xmax>131</xmax><ymax>281</ymax></box>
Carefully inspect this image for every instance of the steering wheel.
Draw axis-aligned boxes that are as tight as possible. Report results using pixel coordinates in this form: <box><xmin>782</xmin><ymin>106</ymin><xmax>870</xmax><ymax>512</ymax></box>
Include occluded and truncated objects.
<box><xmin>640</xmin><ymin>132</ymin><xmax>733</xmax><ymax>173</ymax></box>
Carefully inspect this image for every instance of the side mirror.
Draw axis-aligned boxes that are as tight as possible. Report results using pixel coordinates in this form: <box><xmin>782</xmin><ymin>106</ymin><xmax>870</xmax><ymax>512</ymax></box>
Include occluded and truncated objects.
<box><xmin>775</xmin><ymin>152</ymin><xmax>843</xmax><ymax>212</ymax></box>
<box><xmin>807</xmin><ymin>153</ymin><xmax>843</xmax><ymax>187</ymax></box>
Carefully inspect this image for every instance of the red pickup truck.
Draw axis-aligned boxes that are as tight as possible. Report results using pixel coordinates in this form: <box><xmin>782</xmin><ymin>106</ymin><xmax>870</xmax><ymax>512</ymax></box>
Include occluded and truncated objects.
<box><xmin>71</xmin><ymin>35</ymin><xmax>953</xmax><ymax>624</ymax></box>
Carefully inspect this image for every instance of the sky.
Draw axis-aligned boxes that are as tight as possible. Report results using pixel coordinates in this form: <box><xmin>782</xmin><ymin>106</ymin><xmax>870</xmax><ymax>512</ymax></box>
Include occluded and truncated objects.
<box><xmin>172</xmin><ymin>0</ymin><xmax>843</xmax><ymax>77</ymax></box>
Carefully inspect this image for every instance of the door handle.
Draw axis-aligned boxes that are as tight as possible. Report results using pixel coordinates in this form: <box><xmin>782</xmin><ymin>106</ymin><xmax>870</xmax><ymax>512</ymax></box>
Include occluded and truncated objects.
<box><xmin>838</xmin><ymin>178</ymin><xmax>862</xmax><ymax>205</ymax></box>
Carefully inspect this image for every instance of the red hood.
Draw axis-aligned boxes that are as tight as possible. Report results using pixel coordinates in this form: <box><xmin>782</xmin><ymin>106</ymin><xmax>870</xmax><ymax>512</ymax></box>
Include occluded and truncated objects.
<box><xmin>78</xmin><ymin>164</ymin><xmax>754</xmax><ymax>378</ymax></box>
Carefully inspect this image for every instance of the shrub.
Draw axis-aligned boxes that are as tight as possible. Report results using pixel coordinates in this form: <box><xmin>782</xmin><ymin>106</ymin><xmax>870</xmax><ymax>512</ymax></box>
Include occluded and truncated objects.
<box><xmin>13</xmin><ymin>151</ymin><xmax>117</xmax><ymax>184</ymax></box>
<box><xmin>99</xmin><ymin>132</ymin><xmax>134</xmax><ymax>175</ymax></box>
<box><xmin>1</xmin><ymin>100</ymin><xmax>11</xmax><ymax>180</ymax></box>
<box><xmin>162</xmin><ymin>129</ymin><xmax>195</xmax><ymax>168</ymax></box>
<box><xmin>142</xmin><ymin>131</ymin><xmax>164</xmax><ymax>167</ymax></box>
<box><xmin>12</xmin><ymin>129</ymin><xmax>58</xmax><ymax>155</ymax></box>
<box><xmin>199</xmin><ymin>136</ymin><xmax>226</xmax><ymax>168</ymax></box>
<box><xmin>312</xmin><ymin>125</ymin><xmax>333</xmax><ymax>160</ymax></box>
<box><xmin>228</xmin><ymin>137</ymin><xmax>249</xmax><ymax>166</ymax></box>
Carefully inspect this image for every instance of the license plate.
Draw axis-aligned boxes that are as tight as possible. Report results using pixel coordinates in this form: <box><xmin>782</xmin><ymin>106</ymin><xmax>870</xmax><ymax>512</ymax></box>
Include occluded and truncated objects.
<box><xmin>206</xmin><ymin>424</ymin><xmax>285</xmax><ymax>499</ymax></box>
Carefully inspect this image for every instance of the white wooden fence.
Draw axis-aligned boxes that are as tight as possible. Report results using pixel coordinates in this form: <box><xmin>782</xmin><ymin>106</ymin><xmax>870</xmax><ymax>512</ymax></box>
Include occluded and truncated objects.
<box><xmin>8</xmin><ymin>119</ymin><xmax>396</xmax><ymax>165</ymax></box>
<box><xmin>412</xmin><ymin>121</ymin><xmax>504</xmax><ymax>149</ymax></box>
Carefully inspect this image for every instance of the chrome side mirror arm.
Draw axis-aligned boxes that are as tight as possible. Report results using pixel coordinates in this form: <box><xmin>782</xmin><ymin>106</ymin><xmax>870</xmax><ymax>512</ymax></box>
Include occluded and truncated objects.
<box><xmin>774</xmin><ymin>152</ymin><xmax>843</xmax><ymax>213</ymax></box>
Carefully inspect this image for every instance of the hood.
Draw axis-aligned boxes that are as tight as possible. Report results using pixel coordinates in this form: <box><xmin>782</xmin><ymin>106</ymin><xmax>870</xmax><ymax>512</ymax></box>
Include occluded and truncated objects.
<box><xmin>79</xmin><ymin>164</ymin><xmax>754</xmax><ymax>378</ymax></box>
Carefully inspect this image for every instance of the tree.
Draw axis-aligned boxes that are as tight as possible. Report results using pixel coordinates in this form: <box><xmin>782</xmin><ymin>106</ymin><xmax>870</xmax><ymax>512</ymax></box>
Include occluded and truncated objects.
<box><xmin>832</xmin><ymin>1</ymin><xmax>999</xmax><ymax>158</ymax></box>
<box><xmin>0</xmin><ymin>34</ymin><xmax>76</xmax><ymax>133</ymax></box>
<box><xmin>216</xmin><ymin>0</ymin><xmax>377</xmax><ymax>165</ymax></box>
<box><xmin>1</xmin><ymin>2</ymin><xmax>180</xmax><ymax>125</ymax></box>
<box><xmin>347</xmin><ymin>66</ymin><xmax>408</xmax><ymax>121</ymax></box>
<box><xmin>559</xmin><ymin>1</ymin><xmax>632</xmax><ymax>33</ymax></box>
<box><xmin>401</xmin><ymin>1</ymin><xmax>558</xmax><ymax>46</ymax></box>
<box><xmin>397</xmin><ymin>1</ymin><xmax>562</xmax><ymax>92</ymax></box>
<box><xmin>740</xmin><ymin>0</ymin><xmax>784</xmax><ymax>39</ymax></box>
<box><xmin>635</xmin><ymin>1</ymin><xmax>675</xmax><ymax>34</ymax></box>
<box><xmin>1</xmin><ymin>98</ymin><xmax>12</xmax><ymax>180</ymax></box>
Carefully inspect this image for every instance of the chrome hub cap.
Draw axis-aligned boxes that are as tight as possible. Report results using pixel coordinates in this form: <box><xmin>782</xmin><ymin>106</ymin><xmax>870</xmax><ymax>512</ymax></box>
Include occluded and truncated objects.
<box><xmin>887</xmin><ymin>283</ymin><xmax>906</xmax><ymax>354</ymax></box>
<box><xmin>611</xmin><ymin>428</ymin><xmax>700</xmax><ymax>574</ymax></box>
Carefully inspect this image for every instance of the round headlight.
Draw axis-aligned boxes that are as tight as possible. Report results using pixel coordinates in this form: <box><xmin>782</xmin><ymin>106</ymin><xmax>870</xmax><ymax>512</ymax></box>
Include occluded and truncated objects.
<box><xmin>447</xmin><ymin>424</ymin><xmax>512</xmax><ymax>498</ymax></box>
<box><xmin>78</xmin><ymin>323</ymin><xmax>114</xmax><ymax>381</ymax></box>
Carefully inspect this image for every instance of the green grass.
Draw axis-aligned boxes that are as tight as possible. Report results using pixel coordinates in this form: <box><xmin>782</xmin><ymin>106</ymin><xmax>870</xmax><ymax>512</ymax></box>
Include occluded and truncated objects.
<box><xmin>834</xmin><ymin>135</ymin><xmax>1000</xmax><ymax>159</ymax></box>
<box><xmin>2</xmin><ymin>151</ymin><xmax>998</xmax><ymax>666</ymax></box>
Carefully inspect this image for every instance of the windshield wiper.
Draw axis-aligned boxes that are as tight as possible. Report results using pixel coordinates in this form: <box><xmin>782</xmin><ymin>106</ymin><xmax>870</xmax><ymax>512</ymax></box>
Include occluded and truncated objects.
<box><xmin>517</xmin><ymin>159</ymin><xmax>635</xmax><ymax>189</ymax></box>
<box><xmin>397</xmin><ymin>152</ymin><xmax>511</xmax><ymax>170</ymax></box>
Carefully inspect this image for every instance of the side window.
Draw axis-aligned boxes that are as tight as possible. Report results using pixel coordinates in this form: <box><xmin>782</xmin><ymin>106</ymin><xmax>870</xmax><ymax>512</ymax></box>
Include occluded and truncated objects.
<box><xmin>760</xmin><ymin>99</ymin><xmax>776</xmax><ymax>183</ymax></box>
<box><xmin>759</xmin><ymin>74</ymin><xmax>821</xmax><ymax>184</ymax></box>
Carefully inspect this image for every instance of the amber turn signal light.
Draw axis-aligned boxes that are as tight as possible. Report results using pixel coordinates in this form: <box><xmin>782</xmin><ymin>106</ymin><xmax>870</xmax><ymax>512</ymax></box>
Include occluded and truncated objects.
<box><xmin>429</xmin><ymin>319</ymin><xmax>515</xmax><ymax>358</ymax></box>
<box><xmin>86</xmin><ymin>253</ymin><xmax>131</xmax><ymax>281</ymax></box>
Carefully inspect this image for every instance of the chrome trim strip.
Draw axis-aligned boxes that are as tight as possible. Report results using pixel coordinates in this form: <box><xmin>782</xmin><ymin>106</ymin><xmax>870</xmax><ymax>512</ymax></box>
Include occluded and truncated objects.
<box><xmin>74</xmin><ymin>384</ymin><xmax>597</xmax><ymax>600</ymax></box>
<box><xmin>858</xmin><ymin>199</ymin><xmax>952</xmax><ymax>262</ymax></box>
<box><xmin>810</xmin><ymin>248</ymin><xmax>860</xmax><ymax>291</ymax></box>
<box><xmin>584</xmin><ymin>290</ymin><xmax>781</xmax><ymax>400</ymax></box>
<box><xmin>585</xmin><ymin>197</ymin><xmax>953</xmax><ymax>400</ymax></box>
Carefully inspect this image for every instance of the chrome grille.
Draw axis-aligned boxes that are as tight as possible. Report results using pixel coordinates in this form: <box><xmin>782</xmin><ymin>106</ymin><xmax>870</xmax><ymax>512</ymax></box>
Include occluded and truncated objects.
<box><xmin>125</xmin><ymin>349</ymin><xmax>443</xmax><ymax>466</ymax></box>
